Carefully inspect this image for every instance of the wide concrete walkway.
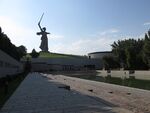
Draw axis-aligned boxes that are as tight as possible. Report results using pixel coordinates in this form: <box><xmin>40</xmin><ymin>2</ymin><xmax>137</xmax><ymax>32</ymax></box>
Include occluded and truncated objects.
<box><xmin>0</xmin><ymin>73</ymin><xmax>116</xmax><ymax>113</ymax></box>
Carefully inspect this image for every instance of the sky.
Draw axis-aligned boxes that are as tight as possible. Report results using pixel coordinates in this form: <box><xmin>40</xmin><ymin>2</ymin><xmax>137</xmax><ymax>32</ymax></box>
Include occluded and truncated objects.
<box><xmin>0</xmin><ymin>0</ymin><xmax>150</xmax><ymax>55</ymax></box>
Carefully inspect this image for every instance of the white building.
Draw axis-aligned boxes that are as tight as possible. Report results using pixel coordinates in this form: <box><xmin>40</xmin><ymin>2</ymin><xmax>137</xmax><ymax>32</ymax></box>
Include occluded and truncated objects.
<box><xmin>88</xmin><ymin>51</ymin><xmax>112</xmax><ymax>59</ymax></box>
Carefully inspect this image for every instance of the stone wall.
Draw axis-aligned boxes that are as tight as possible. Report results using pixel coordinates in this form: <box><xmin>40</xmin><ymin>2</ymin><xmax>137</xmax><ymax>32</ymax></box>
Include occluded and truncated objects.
<box><xmin>31</xmin><ymin>57</ymin><xmax>102</xmax><ymax>71</ymax></box>
<box><xmin>0</xmin><ymin>50</ymin><xmax>23</xmax><ymax>78</ymax></box>
<box><xmin>97</xmin><ymin>70</ymin><xmax>150</xmax><ymax>80</ymax></box>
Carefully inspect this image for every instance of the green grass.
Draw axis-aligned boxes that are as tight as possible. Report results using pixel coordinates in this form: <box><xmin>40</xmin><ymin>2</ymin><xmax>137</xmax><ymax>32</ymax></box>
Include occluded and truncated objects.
<box><xmin>39</xmin><ymin>52</ymin><xmax>71</xmax><ymax>58</ymax></box>
<box><xmin>23</xmin><ymin>52</ymin><xmax>86</xmax><ymax>59</ymax></box>
<box><xmin>0</xmin><ymin>73</ymin><xmax>27</xmax><ymax>109</ymax></box>
<box><xmin>122</xmin><ymin>78</ymin><xmax>150</xmax><ymax>90</ymax></box>
<box><xmin>39</xmin><ymin>52</ymin><xmax>87</xmax><ymax>59</ymax></box>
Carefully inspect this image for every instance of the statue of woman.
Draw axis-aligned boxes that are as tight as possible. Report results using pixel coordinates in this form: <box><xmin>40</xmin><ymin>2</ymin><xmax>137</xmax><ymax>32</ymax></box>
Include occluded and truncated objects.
<box><xmin>37</xmin><ymin>22</ymin><xmax>50</xmax><ymax>52</ymax></box>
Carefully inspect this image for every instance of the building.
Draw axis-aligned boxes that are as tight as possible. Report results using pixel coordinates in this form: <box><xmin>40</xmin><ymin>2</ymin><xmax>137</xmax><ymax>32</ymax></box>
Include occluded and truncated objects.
<box><xmin>88</xmin><ymin>51</ymin><xmax>112</xmax><ymax>59</ymax></box>
<box><xmin>88</xmin><ymin>51</ymin><xmax>113</xmax><ymax>69</ymax></box>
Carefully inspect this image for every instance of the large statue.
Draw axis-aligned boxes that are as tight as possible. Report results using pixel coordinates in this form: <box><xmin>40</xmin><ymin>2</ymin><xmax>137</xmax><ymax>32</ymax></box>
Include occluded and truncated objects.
<box><xmin>37</xmin><ymin>13</ymin><xmax>50</xmax><ymax>52</ymax></box>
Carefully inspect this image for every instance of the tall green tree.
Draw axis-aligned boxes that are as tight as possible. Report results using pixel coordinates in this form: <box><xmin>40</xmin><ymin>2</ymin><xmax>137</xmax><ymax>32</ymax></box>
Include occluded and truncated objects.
<box><xmin>143</xmin><ymin>32</ymin><xmax>150</xmax><ymax>68</ymax></box>
<box><xmin>0</xmin><ymin>27</ymin><xmax>27</xmax><ymax>60</ymax></box>
<box><xmin>111</xmin><ymin>38</ymin><xmax>146</xmax><ymax>69</ymax></box>
<box><xmin>103</xmin><ymin>56</ymin><xmax>120</xmax><ymax>69</ymax></box>
<box><xmin>111</xmin><ymin>39</ymin><xmax>130</xmax><ymax>68</ymax></box>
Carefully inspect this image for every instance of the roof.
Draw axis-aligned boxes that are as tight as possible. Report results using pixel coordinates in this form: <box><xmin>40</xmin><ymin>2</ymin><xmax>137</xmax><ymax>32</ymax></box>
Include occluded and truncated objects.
<box><xmin>88</xmin><ymin>51</ymin><xmax>112</xmax><ymax>55</ymax></box>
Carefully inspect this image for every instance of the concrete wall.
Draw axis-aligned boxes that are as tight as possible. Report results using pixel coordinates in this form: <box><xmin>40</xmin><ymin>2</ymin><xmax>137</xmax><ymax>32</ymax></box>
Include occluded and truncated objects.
<box><xmin>0</xmin><ymin>50</ymin><xmax>23</xmax><ymax>78</ymax></box>
<box><xmin>31</xmin><ymin>57</ymin><xmax>102</xmax><ymax>71</ymax></box>
<box><xmin>31</xmin><ymin>63</ymin><xmax>49</xmax><ymax>72</ymax></box>
<box><xmin>97</xmin><ymin>70</ymin><xmax>150</xmax><ymax>80</ymax></box>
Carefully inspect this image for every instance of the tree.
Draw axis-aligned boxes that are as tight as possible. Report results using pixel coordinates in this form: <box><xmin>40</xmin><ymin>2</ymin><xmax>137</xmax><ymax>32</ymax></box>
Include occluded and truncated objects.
<box><xmin>30</xmin><ymin>49</ymin><xmax>39</xmax><ymax>58</ymax></box>
<box><xmin>125</xmin><ymin>46</ymin><xmax>136</xmax><ymax>69</ymax></box>
<box><xmin>17</xmin><ymin>45</ymin><xmax>27</xmax><ymax>58</ymax></box>
<box><xmin>111</xmin><ymin>40</ymin><xmax>128</xmax><ymax>67</ymax></box>
<box><xmin>143</xmin><ymin>31</ymin><xmax>150</xmax><ymax>68</ymax></box>
<box><xmin>103</xmin><ymin>56</ymin><xmax>120</xmax><ymax>70</ymax></box>
<box><xmin>111</xmin><ymin>38</ymin><xmax>146</xmax><ymax>70</ymax></box>
<box><xmin>0</xmin><ymin>27</ymin><xmax>27</xmax><ymax>60</ymax></box>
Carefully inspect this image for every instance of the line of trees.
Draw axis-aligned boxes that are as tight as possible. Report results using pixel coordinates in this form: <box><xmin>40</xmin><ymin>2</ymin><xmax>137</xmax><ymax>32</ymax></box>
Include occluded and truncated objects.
<box><xmin>0</xmin><ymin>27</ymin><xmax>27</xmax><ymax>61</ymax></box>
<box><xmin>103</xmin><ymin>30</ymin><xmax>150</xmax><ymax>70</ymax></box>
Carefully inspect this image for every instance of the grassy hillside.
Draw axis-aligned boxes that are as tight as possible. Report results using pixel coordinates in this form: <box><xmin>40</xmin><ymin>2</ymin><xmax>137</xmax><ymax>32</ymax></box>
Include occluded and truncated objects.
<box><xmin>39</xmin><ymin>52</ymin><xmax>70</xmax><ymax>58</ymax></box>
<box><xmin>23</xmin><ymin>52</ymin><xmax>87</xmax><ymax>59</ymax></box>
<box><xmin>39</xmin><ymin>52</ymin><xmax>87</xmax><ymax>59</ymax></box>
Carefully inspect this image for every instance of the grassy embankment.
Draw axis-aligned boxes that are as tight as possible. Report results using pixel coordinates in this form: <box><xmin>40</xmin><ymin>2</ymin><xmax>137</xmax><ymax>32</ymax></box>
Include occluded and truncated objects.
<box><xmin>0</xmin><ymin>73</ymin><xmax>27</xmax><ymax>109</ymax></box>
<box><xmin>24</xmin><ymin>51</ymin><xmax>86</xmax><ymax>59</ymax></box>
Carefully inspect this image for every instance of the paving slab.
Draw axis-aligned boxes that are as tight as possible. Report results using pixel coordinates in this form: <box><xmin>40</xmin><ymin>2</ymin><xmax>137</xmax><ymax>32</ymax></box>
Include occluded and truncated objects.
<box><xmin>0</xmin><ymin>73</ymin><xmax>118</xmax><ymax>113</ymax></box>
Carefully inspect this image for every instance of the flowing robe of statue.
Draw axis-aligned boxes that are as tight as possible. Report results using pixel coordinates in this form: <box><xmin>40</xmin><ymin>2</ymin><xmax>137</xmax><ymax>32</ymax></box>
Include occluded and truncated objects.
<box><xmin>37</xmin><ymin>23</ymin><xmax>50</xmax><ymax>52</ymax></box>
<box><xmin>37</xmin><ymin>30</ymin><xmax>49</xmax><ymax>52</ymax></box>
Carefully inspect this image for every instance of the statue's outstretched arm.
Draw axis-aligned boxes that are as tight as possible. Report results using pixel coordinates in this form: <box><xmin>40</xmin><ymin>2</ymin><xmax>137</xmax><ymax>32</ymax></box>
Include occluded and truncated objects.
<box><xmin>47</xmin><ymin>32</ymin><xmax>50</xmax><ymax>34</ymax></box>
<box><xmin>37</xmin><ymin>32</ymin><xmax>42</xmax><ymax>35</ymax></box>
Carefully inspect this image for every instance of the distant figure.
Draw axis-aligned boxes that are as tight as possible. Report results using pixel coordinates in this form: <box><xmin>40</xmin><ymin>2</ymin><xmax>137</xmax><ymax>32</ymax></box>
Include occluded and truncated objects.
<box><xmin>37</xmin><ymin>22</ymin><xmax>50</xmax><ymax>52</ymax></box>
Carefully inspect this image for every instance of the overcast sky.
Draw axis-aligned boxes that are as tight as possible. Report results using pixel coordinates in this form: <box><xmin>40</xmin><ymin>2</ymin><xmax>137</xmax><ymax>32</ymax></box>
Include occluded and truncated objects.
<box><xmin>0</xmin><ymin>0</ymin><xmax>150</xmax><ymax>55</ymax></box>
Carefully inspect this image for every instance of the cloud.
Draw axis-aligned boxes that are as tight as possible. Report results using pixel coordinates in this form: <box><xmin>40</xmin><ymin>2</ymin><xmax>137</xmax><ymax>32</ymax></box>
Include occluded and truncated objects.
<box><xmin>0</xmin><ymin>16</ymin><xmax>41</xmax><ymax>53</ymax></box>
<box><xmin>50</xmin><ymin>28</ymin><xmax>146</xmax><ymax>55</ymax></box>
<box><xmin>49</xmin><ymin>28</ymin><xmax>120</xmax><ymax>55</ymax></box>
<box><xmin>0</xmin><ymin>16</ymin><xmax>64</xmax><ymax>52</ymax></box>
<box><xmin>0</xmin><ymin>18</ymin><xmax>119</xmax><ymax>55</ymax></box>
<box><xmin>123</xmin><ymin>33</ymin><xmax>145</xmax><ymax>39</ymax></box>
<box><xmin>0</xmin><ymin>16</ymin><xmax>32</xmax><ymax>37</ymax></box>
<box><xmin>50</xmin><ymin>35</ymin><xmax>115</xmax><ymax>55</ymax></box>
<box><xmin>143</xmin><ymin>22</ymin><xmax>150</xmax><ymax>26</ymax></box>
<box><xmin>50</xmin><ymin>34</ymin><xmax>64</xmax><ymax>40</ymax></box>
<box><xmin>99</xmin><ymin>28</ymin><xmax>119</xmax><ymax>36</ymax></box>
<box><xmin>0</xmin><ymin>16</ymin><xmax>35</xmax><ymax>42</ymax></box>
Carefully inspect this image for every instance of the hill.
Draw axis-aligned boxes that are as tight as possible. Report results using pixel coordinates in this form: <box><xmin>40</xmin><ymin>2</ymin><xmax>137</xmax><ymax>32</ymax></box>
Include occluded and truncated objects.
<box><xmin>24</xmin><ymin>52</ymin><xmax>87</xmax><ymax>59</ymax></box>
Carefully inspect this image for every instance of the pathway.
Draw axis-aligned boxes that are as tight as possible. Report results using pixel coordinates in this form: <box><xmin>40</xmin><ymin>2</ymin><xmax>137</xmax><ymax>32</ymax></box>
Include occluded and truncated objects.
<box><xmin>0</xmin><ymin>73</ymin><xmax>119</xmax><ymax>113</ymax></box>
